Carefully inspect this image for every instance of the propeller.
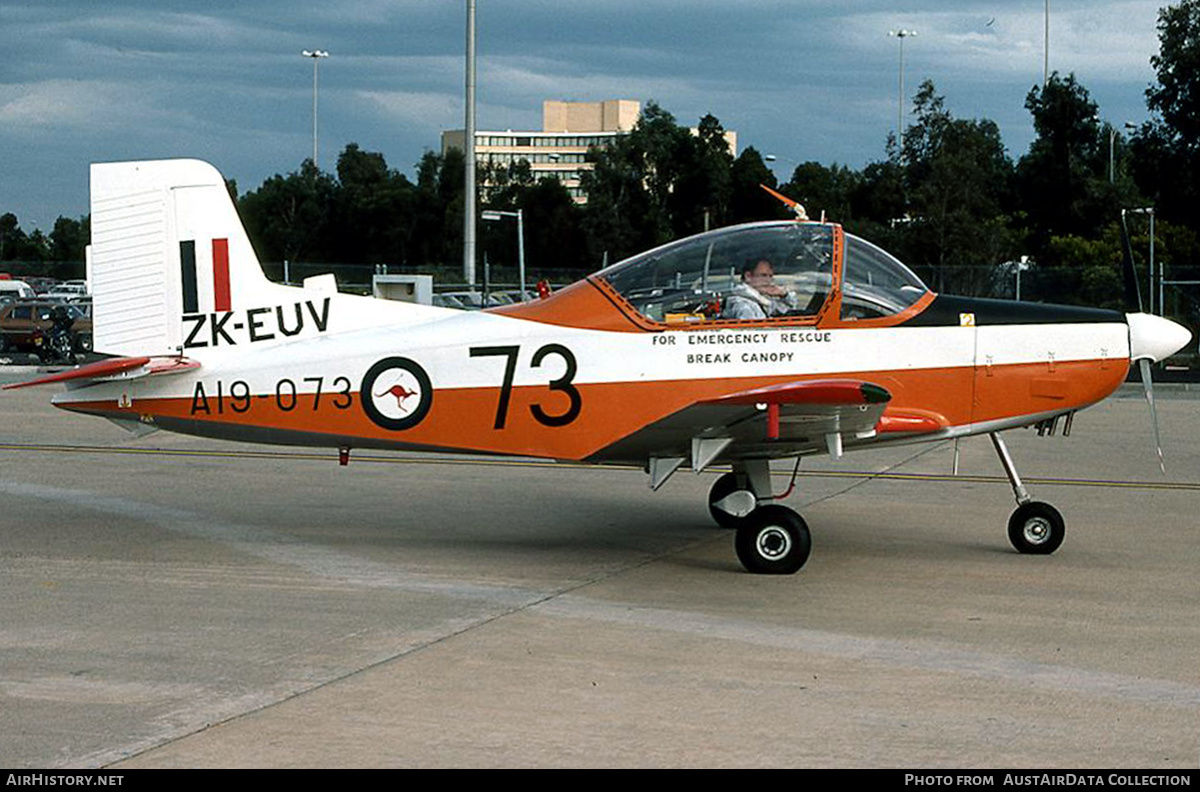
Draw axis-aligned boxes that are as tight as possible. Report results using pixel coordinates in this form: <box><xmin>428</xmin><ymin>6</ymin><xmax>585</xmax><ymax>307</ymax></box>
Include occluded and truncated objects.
<box><xmin>1121</xmin><ymin>211</ymin><xmax>1192</xmax><ymax>474</ymax></box>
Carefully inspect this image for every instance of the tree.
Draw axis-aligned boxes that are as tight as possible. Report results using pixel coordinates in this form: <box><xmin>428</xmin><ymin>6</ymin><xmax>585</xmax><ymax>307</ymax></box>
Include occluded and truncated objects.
<box><xmin>580</xmin><ymin>104</ymin><xmax>676</xmax><ymax>263</ymax></box>
<box><xmin>48</xmin><ymin>216</ymin><xmax>89</xmax><ymax>277</ymax></box>
<box><xmin>518</xmin><ymin>177</ymin><xmax>587</xmax><ymax>271</ymax></box>
<box><xmin>674</xmin><ymin>113</ymin><xmax>734</xmax><ymax>232</ymax></box>
<box><xmin>582</xmin><ymin>104</ymin><xmax>743</xmax><ymax>262</ymax></box>
<box><xmin>1017</xmin><ymin>73</ymin><xmax>1116</xmax><ymax>243</ymax></box>
<box><xmin>728</xmin><ymin>147</ymin><xmax>788</xmax><ymax>225</ymax></box>
<box><xmin>1038</xmin><ymin>232</ymin><xmax>1124</xmax><ymax>310</ymax></box>
<box><xmin>1147</xmin><ymin>0</ymin><xmax>1200</xmax><ymax>149</ymax></box>
<box><xmin>1133</xmin><ymin>0</ymin><xmax>1200</xmax><ymax>229</ymax></box>
<box><xmin>0</xmin><ymin>213</ymin><xmax>23</xmax><ymax>261</ymax></box>
<box><xmin>897</xmin><ymin>81</ymin><xmax>1017</xmax><ymax>294</ymax></box>
<box><xmin>400</xmin><ymin>148</ymin><xmax>467</xmax><ymax>270</ymax></box>
<box><xmin>783</xmin><ymin>162</ymin><xmax>861</xmax><ymax>224</ymax></box>
<box><xmin>239</xmin><ymin>159</ymin><xmax>338</xmax><ymax>265</ymax></box>
<box><xmin>0</xmin><ymin>213</ymin><xmax>50</xmax><ymax>263</ymax></box>
<box><xmin>336</xmin><ymin>143</ymin><xmax>416</xmax><ymax>266</ymax></box>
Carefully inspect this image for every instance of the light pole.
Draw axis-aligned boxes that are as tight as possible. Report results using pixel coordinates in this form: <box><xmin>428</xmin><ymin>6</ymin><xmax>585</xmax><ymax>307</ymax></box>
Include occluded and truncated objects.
<box><xmin>889</xmin><ymin>29</ymin><xmax>916</xmax><ymax>144</ymax></box>
<box><xmin>1012</xmin><ymin>256</ymin><xmax>1031</xmax><ymax>301</ymax></box>
<box><xmin>301</xmin><ymin>50</ymin><xmax>329</xmax><ymax>168</ymax></box>
<box><xmin>1044</xmin><ymin>0</ymin><xmax>1050</xmax><ymax>87</ymax></box>
<box><xmin>1108</xmin><ymin>121</ymin><xmax>1138</xmax><ymax>184</ymax></box>
<box><xmin>464</xmin><ymin>0</ymin><xmax>478</xmax><ymax>287</ymax></box>
<box><xmin>481</xmin><ymin>209</ymin><xmax>526</xmax><ymax>297</ymax></box>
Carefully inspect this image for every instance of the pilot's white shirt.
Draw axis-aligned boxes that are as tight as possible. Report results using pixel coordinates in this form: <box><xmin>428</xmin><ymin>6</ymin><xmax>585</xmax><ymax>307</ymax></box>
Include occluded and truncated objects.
<box><xmin>723</xmin><ymin>282</ymin><xmax>800</xmax><ymax>320</ymax></box>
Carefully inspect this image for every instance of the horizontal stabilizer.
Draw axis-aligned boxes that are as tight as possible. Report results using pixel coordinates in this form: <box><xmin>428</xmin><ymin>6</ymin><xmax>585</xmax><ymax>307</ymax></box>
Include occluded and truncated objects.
<box><xmin>2</xmin><ymin>356</ymin><xmax>200</xmax><ymax>390</ymax></box>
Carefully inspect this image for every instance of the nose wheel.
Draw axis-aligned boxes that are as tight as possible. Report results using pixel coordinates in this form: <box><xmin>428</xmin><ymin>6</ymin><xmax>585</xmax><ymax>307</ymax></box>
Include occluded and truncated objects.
<box><xmin>1007</xmin><ymin>501</ymin><xmax>1065</xmax><ymax>554</ymax></box>
<box><xmin>991</xmin><ymin>432</ymin><xmax>1066</xmax><ymax>555</ymax></box>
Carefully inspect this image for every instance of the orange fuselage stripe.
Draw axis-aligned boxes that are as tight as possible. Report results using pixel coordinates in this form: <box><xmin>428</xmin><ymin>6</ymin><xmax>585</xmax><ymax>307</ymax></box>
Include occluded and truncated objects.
<box><xmin>58</xmin><ymin>358</ymin><xmax>1127</xmax><ymax>461</ymax></box>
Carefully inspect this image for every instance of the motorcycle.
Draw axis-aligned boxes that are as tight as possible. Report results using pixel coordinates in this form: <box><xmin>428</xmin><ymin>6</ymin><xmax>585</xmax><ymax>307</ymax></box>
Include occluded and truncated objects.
<box><xmin>33</xmin><ymin>309</ymin><xmax>78</xmax><ymax>365</ymax></box>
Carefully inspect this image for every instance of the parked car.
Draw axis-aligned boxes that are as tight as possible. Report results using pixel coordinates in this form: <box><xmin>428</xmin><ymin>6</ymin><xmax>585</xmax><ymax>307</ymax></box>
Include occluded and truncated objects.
<box><xmin>0</xmin><ymin>301</ymin><xmax>93</xmax><ymax>354</ymax></box>
<box><xmin>431</xmin><ymin>293</ymin><xmax>468</xmax><ymax>310</ymax></box>
<box><xmin>435</xmin><ymin>290</ymin><xmax>514</xmax><ymax>310</ymax></box>
<box><xmin>0</xmin><ymin>280</ymin><xmax>36</xmax><ymax>301</ymax></box>
<box><xmin>44</xmin><ymin>281</ymin><xmax>89</xmax><ymax>301</ymax></box>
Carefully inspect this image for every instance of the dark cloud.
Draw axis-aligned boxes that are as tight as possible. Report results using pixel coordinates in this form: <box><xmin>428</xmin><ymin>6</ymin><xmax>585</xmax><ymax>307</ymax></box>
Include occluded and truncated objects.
<box><xmin>0</xmin><ymin>0</ymin><xmax>1165</xmax><ymax>229</ymax></box>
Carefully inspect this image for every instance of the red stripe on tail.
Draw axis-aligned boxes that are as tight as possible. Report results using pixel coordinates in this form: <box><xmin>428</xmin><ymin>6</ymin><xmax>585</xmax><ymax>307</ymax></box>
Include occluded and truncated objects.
<box><xmin>212</xmin><ymin>238</ymin><xmax>231</xmax><ymax>312</ymax></box>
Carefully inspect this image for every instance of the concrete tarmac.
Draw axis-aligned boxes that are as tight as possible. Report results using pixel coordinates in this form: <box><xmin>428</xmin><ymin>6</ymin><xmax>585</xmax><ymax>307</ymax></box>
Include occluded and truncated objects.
<box><xmin>1</xmin><ymin>375</ymin><xmax>1198</xmax><ymax>768</ymax></box>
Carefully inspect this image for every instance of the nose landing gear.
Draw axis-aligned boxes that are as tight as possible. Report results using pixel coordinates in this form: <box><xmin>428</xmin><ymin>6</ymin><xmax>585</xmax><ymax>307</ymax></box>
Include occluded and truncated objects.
<box><xmin>991</xmin><ymin>432</ymin><xmax>1066</xmax><ymax>555</ymax></box>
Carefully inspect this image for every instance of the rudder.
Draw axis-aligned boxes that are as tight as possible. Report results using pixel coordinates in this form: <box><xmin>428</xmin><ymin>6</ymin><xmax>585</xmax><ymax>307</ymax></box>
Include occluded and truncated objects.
<box><xmin>90</xmin><ymin>159</ymin><xmax>285</xmax><ymax>357</ymax></box>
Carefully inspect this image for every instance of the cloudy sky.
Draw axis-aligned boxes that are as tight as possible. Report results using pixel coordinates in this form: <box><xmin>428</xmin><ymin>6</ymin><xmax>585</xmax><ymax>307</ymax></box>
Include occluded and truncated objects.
<box><xmin>0</xmin><ymin>1</ymin><xmax>1170</xmax><ymax>232</ymax></box>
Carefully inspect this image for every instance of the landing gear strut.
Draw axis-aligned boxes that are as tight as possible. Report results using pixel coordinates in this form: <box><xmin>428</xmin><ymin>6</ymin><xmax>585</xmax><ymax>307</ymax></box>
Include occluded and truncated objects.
<box><xmin>709</xmin><ymin>460</ymin><xmax>811</xmax><ymax>574</ymax></box>
<box><xmin>991</xmin><ymin>433</ymin><xmax>1065</xmax><ymax>555</ymax></box>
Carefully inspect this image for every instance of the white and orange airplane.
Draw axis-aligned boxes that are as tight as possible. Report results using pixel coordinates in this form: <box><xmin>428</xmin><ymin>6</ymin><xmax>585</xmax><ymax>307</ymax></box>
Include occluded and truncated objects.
<box><xmin>7</xmin><ymin>159</ymin><xmax>1192</xmax><ymax>574</ymax></box>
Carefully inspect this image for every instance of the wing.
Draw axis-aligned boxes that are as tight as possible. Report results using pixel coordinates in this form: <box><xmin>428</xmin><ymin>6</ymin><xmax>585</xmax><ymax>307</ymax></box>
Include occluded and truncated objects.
<box><xmin>701</xmin><ymin>378</ymin><xmax>890</xmax><ymax>456</ymax></box>
<box><xmin>591</xmin><ymin>378</ymin><xmax>947</xmax><ymax>489</ymax></box>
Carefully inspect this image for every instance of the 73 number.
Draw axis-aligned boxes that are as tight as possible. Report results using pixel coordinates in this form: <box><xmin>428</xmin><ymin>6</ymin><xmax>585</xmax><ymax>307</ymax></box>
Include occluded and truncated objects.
<box><xmin>469</xmin><ymin>344</ymin><xmax>582</xmax><ymax>429</ymax></box>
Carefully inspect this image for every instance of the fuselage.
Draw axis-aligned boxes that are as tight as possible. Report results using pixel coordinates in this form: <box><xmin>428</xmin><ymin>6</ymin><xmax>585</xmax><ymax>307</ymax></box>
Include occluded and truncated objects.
<box><xmin>51</xmin><ymin>221</ymin><xmax>1139</xmax><ymax>466</ymax></box>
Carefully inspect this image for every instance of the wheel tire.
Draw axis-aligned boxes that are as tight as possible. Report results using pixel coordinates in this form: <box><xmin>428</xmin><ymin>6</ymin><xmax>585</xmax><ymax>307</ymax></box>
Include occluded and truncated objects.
<box><xmin>1007</xmin><ymin>501</ymin><xmax>1065</xmax><ymax>555</ymax></box>
<box><xmin>735</xmin><ymin>505</ymin><xmax>812</xmax><ymax>575</ymax></box>
<box><xmin>708</xmin><ymin>472</ymin><xmax>748</xmax><ymax>529</ymax></box>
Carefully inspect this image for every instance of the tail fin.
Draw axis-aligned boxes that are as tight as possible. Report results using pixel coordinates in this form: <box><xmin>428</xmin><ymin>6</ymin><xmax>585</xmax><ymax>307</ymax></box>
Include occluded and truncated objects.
<box><xmin>90</xmin><ymin>159</ymin><xmax>291</xmax><ymax>357</ymax></box>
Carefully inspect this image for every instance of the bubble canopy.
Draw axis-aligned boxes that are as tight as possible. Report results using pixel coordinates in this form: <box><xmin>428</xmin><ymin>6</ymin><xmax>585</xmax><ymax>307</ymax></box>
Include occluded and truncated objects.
<box><xmin>594</xmin><ymin>221</ymin><xmax>929</xmax><ymax>324</ymax></box>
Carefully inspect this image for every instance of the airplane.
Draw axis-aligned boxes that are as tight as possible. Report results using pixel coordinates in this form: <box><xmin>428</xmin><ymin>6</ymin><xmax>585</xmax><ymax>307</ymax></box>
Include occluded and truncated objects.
<box><xmin>6</xmin><ymin>159</ymin><xmax>1192</xmax><ymax>574</ymax></box>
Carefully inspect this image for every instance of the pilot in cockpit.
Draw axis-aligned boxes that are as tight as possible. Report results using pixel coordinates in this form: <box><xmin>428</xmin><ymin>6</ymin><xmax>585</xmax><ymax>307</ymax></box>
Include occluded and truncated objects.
<box><xmin>722</xmin><ymin>258</ymin><xmax>801</xmax><ymax>320</ymax></box>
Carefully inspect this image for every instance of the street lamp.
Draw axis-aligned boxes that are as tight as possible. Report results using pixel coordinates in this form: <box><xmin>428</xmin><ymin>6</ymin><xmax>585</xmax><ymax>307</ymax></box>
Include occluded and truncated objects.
<box><xmin>301</xmin><ymin>50</ymin><xmax>329</xmax><ymax>168</ymax></box>
<box><xmin>763</xmin><ymin>152</ymin><xmax>793</xmax><ymax>177</ymax></box>
<box><xmin>889</xmin><ymin>29</ymin><xmax>917</xmax><ymax>144</ymax></box>
<box><xmin>1107</xmin><ymin>122</ymin><xmax>1137</xmax><ymax>183</ymax></box>
<box><xmin>1011</xmin><ymin>256</ymin><xmax>1031</xmax><ymax>301</ymax></box>
<box><xmin>481</xmin><ymin>209</ymin><xmax>526</xmax><ymax>297</ymax></box>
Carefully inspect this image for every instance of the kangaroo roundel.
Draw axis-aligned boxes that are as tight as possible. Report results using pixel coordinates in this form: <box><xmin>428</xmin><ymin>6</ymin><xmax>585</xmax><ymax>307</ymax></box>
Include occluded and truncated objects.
<box><xmin>361</xmin><ymin>357</ymin><xmax>433</xmax><ymax>431</ymax></box>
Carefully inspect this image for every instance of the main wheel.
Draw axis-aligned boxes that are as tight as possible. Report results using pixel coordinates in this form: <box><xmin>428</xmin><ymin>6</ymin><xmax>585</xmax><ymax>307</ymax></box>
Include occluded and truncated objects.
<box><xmin>1007</xmin><ymin>501</ymin><xmax>1065</xmax><ymax>555</ymax></box>
<box><xmin>708</xmin><ymin>472</ymin><xmax>753</xmax><ymax>529</ymax></box>
<box><xmin>735</xmin><ymin>505</ymin><xmax>812</xmax><ymax>575</ymax></box>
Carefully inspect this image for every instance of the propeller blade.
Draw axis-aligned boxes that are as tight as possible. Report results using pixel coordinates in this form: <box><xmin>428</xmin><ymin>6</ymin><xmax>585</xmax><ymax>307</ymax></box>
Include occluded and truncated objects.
<box><xmin>1139</xmin><ymin>357</ymin><xmax>1166</xmax><ymax>475</ymax></box>
<box><xmin>1120</xmin><ymin>211</ymin><xmax>1145</xmax><ymax>314</ymax></box>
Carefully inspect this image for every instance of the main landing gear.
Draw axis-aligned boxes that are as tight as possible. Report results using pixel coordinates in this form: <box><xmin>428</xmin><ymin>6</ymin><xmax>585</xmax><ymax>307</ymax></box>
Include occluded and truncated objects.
<box><xmin>711</xmin><ymin>435</ymin><xmax>1065</xmax><ymax>574</ymax></box>
<box><xmin>708</xmin><ymin>462</ymin><xmax>811</xmax><ymax>575</ymax></box>
<box><xmin>990</xmin><ymin>432</ymin><xmax>1066</xmax><ymax>555</ymax></box>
